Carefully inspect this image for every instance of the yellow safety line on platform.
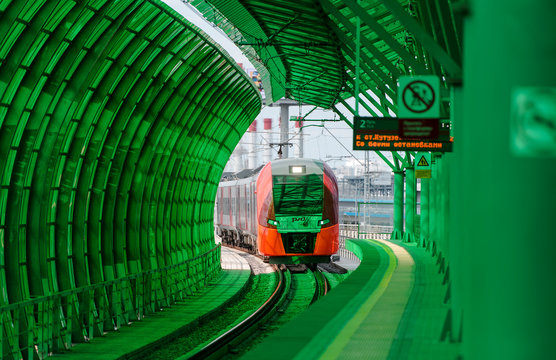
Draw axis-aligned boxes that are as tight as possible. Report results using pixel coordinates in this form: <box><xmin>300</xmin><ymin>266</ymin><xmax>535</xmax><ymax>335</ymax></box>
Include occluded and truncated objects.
<box><xmin>318</xmin><ymin>239</ymin><xmax>397</xmax><ymax>360</ymax></box>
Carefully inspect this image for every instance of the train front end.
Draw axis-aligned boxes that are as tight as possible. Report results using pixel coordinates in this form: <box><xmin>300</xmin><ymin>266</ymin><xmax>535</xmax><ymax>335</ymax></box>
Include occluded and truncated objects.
<box><xmin>256</xmin><ymin>158</ymin><xmax>339</xmax><ymax>264</ymax></box>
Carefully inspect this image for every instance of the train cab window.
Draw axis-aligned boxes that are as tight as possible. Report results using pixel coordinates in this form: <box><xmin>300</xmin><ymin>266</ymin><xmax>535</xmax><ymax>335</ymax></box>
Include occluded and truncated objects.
<box><xmin>272</xmin><ymin>173</ymin><xmax>323</xmax><ymax>216</ymax></box>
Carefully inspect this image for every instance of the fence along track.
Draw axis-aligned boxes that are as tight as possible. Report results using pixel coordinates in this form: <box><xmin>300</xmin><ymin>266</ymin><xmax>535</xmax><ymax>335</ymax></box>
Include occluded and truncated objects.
<box><xmin>0</xmin><ymin>246</ymin><xmax>221</xmax><ymax>360</ymax></box>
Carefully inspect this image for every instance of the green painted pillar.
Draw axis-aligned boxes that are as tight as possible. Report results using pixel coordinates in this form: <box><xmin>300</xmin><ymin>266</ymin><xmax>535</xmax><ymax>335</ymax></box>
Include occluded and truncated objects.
<box><xmin>403</xmin><ymin>165</ymin><xmax>416</xmax><ymax>243</ymax></box>
<box><xmin>462</xmin><ymin>1</ymin><xmax>556</xmax><ymax>358</ymax></box>
<box><xmin>391</xmin><ymin>170</ymin><xmax>404</xmax><ymax>240</ymax></box>
<box><xmin>428</xmin><ymin>156</ymin><xmax>438</xmax><ymax>253</ymax></box>
<box><xmin>449</xmin><ymin>85</ymin><xmax>464</xmax><ymax>342</ymax></box>
<box><xmin>419</xmin><ymin>177</ymin><xmax>430</xmax><ymax>248</ymax></box>
<box><xmin>437</xmin><ymin>155</ymin><xmax>450</xmax><ymax>271</ymax></box>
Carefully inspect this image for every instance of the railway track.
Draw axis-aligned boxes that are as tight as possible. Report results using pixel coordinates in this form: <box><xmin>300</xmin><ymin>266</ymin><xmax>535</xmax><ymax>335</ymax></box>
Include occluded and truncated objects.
<box><xmin>313</xmin><ymin>266</ymin><xmax>329</xmax><ymax>302</ymax></box>
<box><xmin>186</xmin><ymin>265</ymin><xmax>289</xmax><ymax>359</ymax></box>
<box><xmin>185</xmin><ymin>264</ymin><xmax>329</xmax><ymax>359</ymax></box>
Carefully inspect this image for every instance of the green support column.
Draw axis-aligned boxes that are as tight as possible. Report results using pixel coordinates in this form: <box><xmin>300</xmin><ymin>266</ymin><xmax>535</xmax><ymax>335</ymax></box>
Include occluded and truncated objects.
<box><xmin>462</xmin><ymin>1</ymin><xmax>556</xmax><ymax>358</ymax></box>
<box><xmin>436</xmin><ymin>155</ymin><xmax>449</xmax><ymax>272</ymax></box>
<box><xmin>428</xmin><ymin>156</ymin><xmax>438</xmax><ymax>254</ymax></box>
<box><xmin>403</xmin><ymin>165</ymin><xmax>416</xmax><ymax>243</ymax></box>
<box><xmin>419</xmin><ymin>177</ymin><xmax>430</xmax><ymax>248</ymax></box>
<box><xmin>391</xmin><ymin>170</ymin><xmax>404</xmax><ymax>240</ymax></box>
<box><xmin>449</xmin><ymin>85</ymin><xmax>464</xmax><ymax>342</ymax></box>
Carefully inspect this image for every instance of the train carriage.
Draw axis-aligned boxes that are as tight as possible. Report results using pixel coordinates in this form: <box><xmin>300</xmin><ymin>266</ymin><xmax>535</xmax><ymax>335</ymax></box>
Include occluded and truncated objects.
<box><xmin>215</xmin><ymin>176</ymin><xmax>257</xmax><ymax>251</ymax></box>
<box><xmin>215</xmin><ymin>158</ymin><xmax>339</xmax><ymax>264</ymax></box>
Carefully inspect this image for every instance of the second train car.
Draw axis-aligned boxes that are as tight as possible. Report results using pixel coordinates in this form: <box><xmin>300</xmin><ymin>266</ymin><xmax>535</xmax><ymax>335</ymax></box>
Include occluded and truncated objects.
<box><xmin>215</xmin><ymin>158</ymin><xmax>339</xmax><ymax>264</ymax></box>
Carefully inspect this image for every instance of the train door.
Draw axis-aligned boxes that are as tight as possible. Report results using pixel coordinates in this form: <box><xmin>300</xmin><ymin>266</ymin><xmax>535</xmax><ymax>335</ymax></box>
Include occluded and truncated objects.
<box><xmin>219</xmin><ymin>188</ymin><xmax>224</xmax><ymax>225</ymax></box>
<box><xmin>234</xmin><ymin>185</ymin><xmax>239</xmax><ymax>228</ymax></box>
<box><xmin>227</xmin><ymin>186</ymin><xmax>232</xmax><ymax>226</ymax></box>
<box><xmin>244</xmin><ymin>183</ymin><xmax>249</xmax><ymax>230</ymax></box>
<box><xmin>239</xmin><ymin>183</ymin><xmax>243</xmax><ymax>230</ymax></box>
<box><xmin>216</xmin><ymin>188</ymin><xmax>220</xmax><ymax>225</ymax></box>
<box><xmin>250</xmin><ymin>181</ymin><xmax>256</xmax><ymax>235</ymax></box>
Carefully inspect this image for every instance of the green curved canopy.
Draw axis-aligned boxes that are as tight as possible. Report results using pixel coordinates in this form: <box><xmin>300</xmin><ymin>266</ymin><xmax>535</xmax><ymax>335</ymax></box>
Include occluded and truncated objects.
<box><xmin>192</xmin><ymin>0</ymin><xmax>347</xmax><ymax>108</ymax></box>
<box><xmin>0</xmin><ymin>0</ymin><xmax>260</xmax><ymax>353</ymax></box>
<box><xmin>192</xmin><ymin>0</ymin><xmax>462</xmax><ymax>114</ymax></box>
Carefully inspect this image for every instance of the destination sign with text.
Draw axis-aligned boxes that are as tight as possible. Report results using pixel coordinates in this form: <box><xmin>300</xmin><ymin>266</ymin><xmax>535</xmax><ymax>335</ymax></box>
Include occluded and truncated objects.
<box><xmin>353</xmin><ymin>116</ymin><xmax>453</xmax><ymax>152</ymax></box>
<box><xmin>399</xmin><ymin>118</ymin><xmax>439</xmax><ymax>139</ymax></box>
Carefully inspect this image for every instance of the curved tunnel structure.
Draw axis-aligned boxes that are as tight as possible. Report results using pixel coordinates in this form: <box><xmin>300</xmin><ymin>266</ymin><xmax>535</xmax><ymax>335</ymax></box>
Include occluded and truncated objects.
<box><xmin>0</xmin><ymin>0</ymin><xmax>261</xmax><ymax>355</ymax></box>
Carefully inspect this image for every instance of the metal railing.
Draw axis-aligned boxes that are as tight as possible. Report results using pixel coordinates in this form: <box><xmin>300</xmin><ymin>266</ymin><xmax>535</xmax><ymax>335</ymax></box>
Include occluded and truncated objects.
<box><xmin>339</xmin><ymin>224</ymin><xmax>393</xmax><ymax>240</ymax></box>
<box><xmin>0</xmin><ymin>245</ymin><xmax>221</xmax><ymax>359</ymax></box>
<box><xmin>338</xmin><ymin>223</ymin><xmax>393</xmax><ymax>263</ymax></box>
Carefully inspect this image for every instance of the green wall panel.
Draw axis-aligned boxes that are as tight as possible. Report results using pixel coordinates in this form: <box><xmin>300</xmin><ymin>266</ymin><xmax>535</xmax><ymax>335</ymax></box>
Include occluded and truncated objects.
<box><xmin>461</xmin><ymin>1</ymin><xmax>556</xmax><ymax>358</ymax></box>
<box><xmin>0</xmin><ymin>0</ymin><xmax>261</xmax><ymax>357</ymax></box>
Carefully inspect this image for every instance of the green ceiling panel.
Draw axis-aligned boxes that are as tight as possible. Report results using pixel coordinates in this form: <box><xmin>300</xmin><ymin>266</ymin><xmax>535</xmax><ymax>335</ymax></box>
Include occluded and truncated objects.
<box><xmin>192</xmin><ymin>0</ymin><xmax>462</xmax><ymax>113</ymax></box>
<box><xmin>192</xmin><ymin>0</ymin><xmax>346</xmax><ymax>108</ymax></box>
<box><xmin>0</xmin><ymin>0</ymin><xmax>260</xmax><ymax>356</ymax></box>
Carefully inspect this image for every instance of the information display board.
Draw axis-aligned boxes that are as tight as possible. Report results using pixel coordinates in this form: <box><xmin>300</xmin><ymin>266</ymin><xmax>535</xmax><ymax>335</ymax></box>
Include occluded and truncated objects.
<box><xmin>400</xmin><ymin>118</ymin><xmax>439</xmax><ymax>138</ymax></box>
<box><xmin>353</xmin><ymin>116</ymin><xmax>453</xmax><ymax>152</ymax></box>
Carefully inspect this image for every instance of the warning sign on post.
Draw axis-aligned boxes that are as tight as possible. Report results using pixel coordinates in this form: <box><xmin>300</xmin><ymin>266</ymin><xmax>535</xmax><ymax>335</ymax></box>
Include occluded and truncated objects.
<box><xmin>415</xmin><ymin>152</ymin><xmax>432</xmax><ymax>178</ymax></box>
<box><xmin>417</xmin><ymin>156</ymin><xmax>429</xmax><ymax>166</ymax></box>
<box><xmin>398</xmin><ymin>76</ymin><xmax>440</xmax><ymax>119</ymax></box>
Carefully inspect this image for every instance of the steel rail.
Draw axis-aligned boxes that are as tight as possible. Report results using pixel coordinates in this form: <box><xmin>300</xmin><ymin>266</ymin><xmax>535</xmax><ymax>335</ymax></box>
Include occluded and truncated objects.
<box><xmin>187</xmin><ymin>265</ymin><xmax>290</xmax><ymax>359</ymax></box>
<box><xmin>312</xmin><ymin>268</ymin><xmax>330</xmax><ymax>304</ymax></box>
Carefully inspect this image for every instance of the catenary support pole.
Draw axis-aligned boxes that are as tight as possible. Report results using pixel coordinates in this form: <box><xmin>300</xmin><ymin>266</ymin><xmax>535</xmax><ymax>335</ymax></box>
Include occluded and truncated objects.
<box><xmin>280</xmin><ymin>104</ymin><xmax>289</xmax><ymax>159</ymax></box>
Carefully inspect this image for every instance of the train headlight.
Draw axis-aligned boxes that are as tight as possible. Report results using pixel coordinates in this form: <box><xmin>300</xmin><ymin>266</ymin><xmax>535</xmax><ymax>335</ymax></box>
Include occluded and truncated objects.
<box><xmin>289</xmin><ymin>165</ymin><xmax>306</xmax><ymax>174</ymax></box>
<box><xmin>318</xmin><ymin>219</ymin><xmax>330</xmax><ymax>226</ymax></box>
<box><xmin>268</xmin><ymin>219</ymin><xmax>279</xmax><ymax>226</ymax></box>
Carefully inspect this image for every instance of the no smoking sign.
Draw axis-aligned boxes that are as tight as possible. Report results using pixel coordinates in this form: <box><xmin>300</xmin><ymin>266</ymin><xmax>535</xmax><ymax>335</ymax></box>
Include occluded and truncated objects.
<box><xmin>398</xmin><ymin>75</ymin><xmax>440</xmax><ymax>118</ymax></box>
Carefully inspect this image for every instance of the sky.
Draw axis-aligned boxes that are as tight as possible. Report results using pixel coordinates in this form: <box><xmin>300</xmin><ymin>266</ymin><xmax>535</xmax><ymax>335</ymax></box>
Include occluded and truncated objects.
<box><xmin>162</xmin><ymin>0</ymin><xmax>392</xmax><ymax>172</ymax></box>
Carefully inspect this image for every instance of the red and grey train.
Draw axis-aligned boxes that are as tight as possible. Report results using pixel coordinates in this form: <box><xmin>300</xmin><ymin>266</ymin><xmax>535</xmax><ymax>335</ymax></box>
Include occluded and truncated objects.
<box><xmin>215</xmin><ymin>158</ymin><xmax>339</xmax><ymax>264</ymax></box>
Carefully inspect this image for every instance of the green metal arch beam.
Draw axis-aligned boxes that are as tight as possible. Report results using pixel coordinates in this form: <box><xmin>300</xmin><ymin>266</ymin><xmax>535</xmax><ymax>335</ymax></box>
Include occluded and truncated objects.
<box><xmin>192</xmin><ymin>0</ymin><xmax>346</xmax><ymax>108</ymax></box>
<box><xmin>380</xmin><ymin>0</ymin><xmax>461</xmax><ymax>77</ymax></box>
<box><xmin>0</xmin><ymin>0</ymin><xmax>261</xmax><ymax>355</ymax></box>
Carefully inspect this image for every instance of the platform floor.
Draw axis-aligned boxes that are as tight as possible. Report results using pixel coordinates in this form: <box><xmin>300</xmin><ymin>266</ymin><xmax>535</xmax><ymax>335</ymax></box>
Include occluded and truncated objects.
<box><xmin>221</xmin><ymin>245</ymin><xmax>252</xmax><ymax>271</ymax></box>
<box><xmin>55</xmin><ymin>248</ymin><xmax>251</xmax><ymax>359</ymax></box>
<box><xmin>221</xmin><ymin>246</ymin><xmax>275</xmax><ymax>275</ymax></box>
<box><xmin>53</xmin><ymin>241</ymin><xmax>459</xmax><ymax>359</ymax></box>
<box><xmin>242</xmin><ymin>238</ymin><xmax>460</xmax><ymax>360</ymax></box>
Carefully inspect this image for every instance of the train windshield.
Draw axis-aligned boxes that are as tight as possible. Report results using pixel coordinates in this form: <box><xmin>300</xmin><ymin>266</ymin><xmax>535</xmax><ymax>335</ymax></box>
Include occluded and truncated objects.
<box><xmin>272</xmin><ymin>173</ymin><xmax>323</xmax><ymax>216</ymax></box>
